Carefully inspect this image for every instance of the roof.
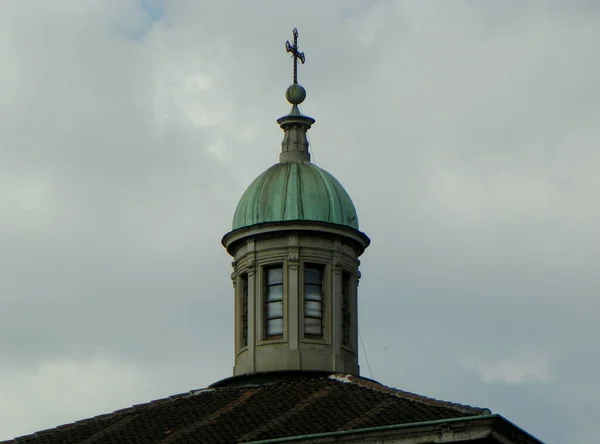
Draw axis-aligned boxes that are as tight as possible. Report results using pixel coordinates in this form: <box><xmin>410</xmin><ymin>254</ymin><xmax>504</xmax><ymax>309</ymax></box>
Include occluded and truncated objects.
<box><xmin>2</xmin><ymin>373</ymin><xmax>491</xmax><ymax>444</ymax></box>
<box><xmin>231</xmin><ymin>162</ymin><xmax>360</xmax><ymax>231</ymax></box>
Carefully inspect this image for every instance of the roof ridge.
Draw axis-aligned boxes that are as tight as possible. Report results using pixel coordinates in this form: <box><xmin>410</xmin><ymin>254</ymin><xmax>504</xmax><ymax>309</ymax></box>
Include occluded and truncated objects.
<box><xmin>327</xmin><ymin>374</ymin><xmax>491</xmax><ymax>416</ymax></box>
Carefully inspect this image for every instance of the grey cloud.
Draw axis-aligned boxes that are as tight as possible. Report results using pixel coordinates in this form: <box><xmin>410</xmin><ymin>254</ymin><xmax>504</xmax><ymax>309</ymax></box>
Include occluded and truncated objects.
<box><xmin>1</xmin><ymin>1</ymin><xmax>598</xmax><ymax>442</ymax></box>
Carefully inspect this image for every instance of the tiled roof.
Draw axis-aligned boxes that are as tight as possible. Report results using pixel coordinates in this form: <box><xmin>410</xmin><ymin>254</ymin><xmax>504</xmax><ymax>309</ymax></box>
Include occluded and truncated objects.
<box><xmin>3</xmin><ymin>373</ymin><xmax>491</xmax><ymax>444</ymax></box>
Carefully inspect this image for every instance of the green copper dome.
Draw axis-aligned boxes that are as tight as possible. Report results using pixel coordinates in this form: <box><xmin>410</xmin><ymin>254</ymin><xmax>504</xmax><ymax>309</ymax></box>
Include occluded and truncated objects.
<box><xmin>232</xmin><ymin>161</ymin><xmax>359</xmax><ymax>231</ymax></box>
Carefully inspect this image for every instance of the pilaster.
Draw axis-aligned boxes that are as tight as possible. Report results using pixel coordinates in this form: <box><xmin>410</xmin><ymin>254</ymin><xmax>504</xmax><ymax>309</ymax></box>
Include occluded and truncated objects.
<box><xmin>287</xmin><ymin>236</ymin><xmax>300</xmax><ymax>352</ymax></box>
<box><xmin>245</xmin><ymin>242</ymin><xmax>257</xmax><ymax>375</ymax></box>
<box><xmin>331</xmin><ymin>240</ymin><xmax>343</xmax><ymax>371</ymax></box>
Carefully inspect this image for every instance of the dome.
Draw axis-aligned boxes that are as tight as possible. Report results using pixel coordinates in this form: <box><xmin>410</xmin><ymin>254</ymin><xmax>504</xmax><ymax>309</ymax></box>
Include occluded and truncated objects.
<box><xmin>232</xmin><ymin>161</ymin><xmax>359</xmax><ymax>231</ymax></box>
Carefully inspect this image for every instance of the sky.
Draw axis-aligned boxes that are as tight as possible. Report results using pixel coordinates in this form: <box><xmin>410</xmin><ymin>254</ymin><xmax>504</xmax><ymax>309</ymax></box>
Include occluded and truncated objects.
<box><xmin>1</xmin><ymin>1</ymin><xmax>599</xmax><ymax>442</ymax></box>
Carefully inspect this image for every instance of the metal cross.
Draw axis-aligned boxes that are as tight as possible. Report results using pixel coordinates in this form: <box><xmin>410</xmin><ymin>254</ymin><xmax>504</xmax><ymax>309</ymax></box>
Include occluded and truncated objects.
<box><xmin>285</xmin><ymin>28</ymin><xmax>305</xmax><ymax>85</ymax></box>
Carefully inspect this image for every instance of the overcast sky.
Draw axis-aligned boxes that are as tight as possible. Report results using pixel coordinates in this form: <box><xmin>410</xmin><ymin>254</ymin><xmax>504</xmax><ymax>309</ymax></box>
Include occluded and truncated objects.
<box><xmin>1</xmin><ymin>1</ymin><xmax>599</xmax><ymax>442</ymax></box>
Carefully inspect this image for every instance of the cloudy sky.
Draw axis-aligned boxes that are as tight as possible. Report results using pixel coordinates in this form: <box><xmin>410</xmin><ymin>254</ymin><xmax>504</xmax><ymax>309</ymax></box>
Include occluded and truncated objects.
<box><xmin>1</xmin><ymin>1</ymin><xmax>599</xmax><ymax>442</ymax></box>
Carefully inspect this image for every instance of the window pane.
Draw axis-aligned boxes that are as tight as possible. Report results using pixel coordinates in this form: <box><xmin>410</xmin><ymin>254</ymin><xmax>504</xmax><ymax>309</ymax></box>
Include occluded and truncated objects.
<box><xmin>305</xmin><ymin>301</ymin><xmax>322</xmax><ymax>318</ymax></box>
<box><xmin>267</xmin><ymin>268</ymin><xmax>283</xmax><ymax>285</ymax></box>
<box><xmin>305</xmin><ymin>267</ymin><xmax>322</xmax><ymax>285</ymax></box>
<box><xmin>267</xmin><ymin>318</ymin><xmax>283</xmax><ymax>336</ymax></box>
<box><xmin>267</xmin><ymin>283</ymin><xmax>283</xmax><ymax>301</ymax></box>
<box><xmin>304</xmin><ymin>284</ymin><xmax>322</xmax><ymax>301</ymax></box>
<box><xmin>305</xmin><ymin>317</ymin><xmax>322</xmax><ymax>336</ymax></box>
<box><xmin>267</xmin><ymin>301</ymin><xmax>283</xmax><ymax>319</ymax></box>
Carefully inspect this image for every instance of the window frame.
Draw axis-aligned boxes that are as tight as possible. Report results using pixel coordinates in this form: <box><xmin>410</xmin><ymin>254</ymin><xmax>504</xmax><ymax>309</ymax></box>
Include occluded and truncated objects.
<box><xmin>264</xmin><ymin>264</ymin><xmax>284</xmax><ymax>339</ymax></box>
<box><xmin>240</xmin><ymin>273</ymin><xmax>249</xmax><ymax>349</ymax></box>
<box><xmin>303</xmin><ymin>263</ymin><xmax>325</xmax><ymax>338</ymax></box>
<box><xmin>341</xmin><ymin>271</ymin><xmax>351</xmax><ymax>346</ymax></box>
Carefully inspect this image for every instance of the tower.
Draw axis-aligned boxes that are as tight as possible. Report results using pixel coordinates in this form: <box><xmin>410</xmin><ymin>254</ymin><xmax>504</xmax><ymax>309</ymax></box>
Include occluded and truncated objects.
<box><xmin>222</xmin><ymin>29</ymin><xmax>370</xmax><ymax>376</ymax></box>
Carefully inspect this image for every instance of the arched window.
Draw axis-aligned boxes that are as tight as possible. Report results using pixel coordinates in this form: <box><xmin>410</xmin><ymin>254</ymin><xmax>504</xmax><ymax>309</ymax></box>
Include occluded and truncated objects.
<box><xmin>265</xmin><ymin>266</ymin><xmax>284</xmax><ymax>338</ymax></box>
<box><xmin>304</xmin><ymin>265</ymin><xmax>323</xmax><ymax>337</ymax></box>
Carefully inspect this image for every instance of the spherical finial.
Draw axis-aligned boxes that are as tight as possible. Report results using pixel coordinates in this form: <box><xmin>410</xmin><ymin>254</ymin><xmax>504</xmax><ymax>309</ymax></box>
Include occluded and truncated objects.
<box><xmin>286</xmin><ymin>84</ymin><xmax>306</xmax><ymax>105</ymax></box>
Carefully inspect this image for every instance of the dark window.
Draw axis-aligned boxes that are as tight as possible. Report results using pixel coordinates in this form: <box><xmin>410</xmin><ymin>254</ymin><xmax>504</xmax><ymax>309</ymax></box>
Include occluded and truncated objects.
<box><xmin>241</xmin><ymin>274</ymin><xmax>248</xmax><ymax>347</ymax></box>
<box><xmin>304</xmin><ymin>265</ymin><xmax>323</xmax><ymax>337</ymax></box>
<box><xmin>265</xmin><ymin>266</ymin><xmax>284</xmax><ymax>338</ymax></box>
<box><xmin>342</xmin><ymin>272</ymin><xmax>351</xmax><ymax>345</ymax></box>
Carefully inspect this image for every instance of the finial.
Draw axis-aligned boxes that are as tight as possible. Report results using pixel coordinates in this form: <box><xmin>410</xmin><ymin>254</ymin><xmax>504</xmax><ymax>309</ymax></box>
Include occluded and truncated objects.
<box><xmin>284</xmin><ymin>28</ymin><xmax>307</xmax><ymax>105</ymax></box>
<box><xmin>286</xmin><ymin>84</ymin><xmax>306</xmax><ymax>105</ymax></box>
<box><xmin>285</xmin><ymin>28</ymin><xmax>305</xmax><ymax>86</ymax></box>
<box><xmin>278</xmin><ymin>28</ymin><xmax>314</xmax><ymax>163</ymax></box>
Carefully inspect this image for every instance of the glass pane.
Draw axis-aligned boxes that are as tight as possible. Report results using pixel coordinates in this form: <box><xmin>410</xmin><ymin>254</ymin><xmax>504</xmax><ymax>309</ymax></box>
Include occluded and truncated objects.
<box><xmin>267</xmin><ymin>318</ymin><xmax>283</xmax><ymax>336</ymax></box>
<box><xmin>267</xmin><ymin>284</ymin><xmax>283</xmax><ymax>301</ymax></box>
<box><xmin>304</xmin><ymin>284</ymin><xmax>322</xmax><ymax>301</ymax></box>
<box><xmin>304</xmin><ymin>301</ymin><xmax>322</xmax><ymax>318</ymax></box>
<box><xmin>305</xmin><ymin>267</ymin><xmax>322</xmax><ymax>285</ymax></box>
<box><xmin>305</xmin><ymin>317</ymin><xmax>322</xmax><ymax>336</ymax></box>
<box><xmin>267</xmin><ymin>267</ymin><xmax>283</xmax><ymax>285</ymax></box>
<box><xmin>267</xmin><ymin>301</ymin><xmax>283</xmax><ymax>319</ymax></box>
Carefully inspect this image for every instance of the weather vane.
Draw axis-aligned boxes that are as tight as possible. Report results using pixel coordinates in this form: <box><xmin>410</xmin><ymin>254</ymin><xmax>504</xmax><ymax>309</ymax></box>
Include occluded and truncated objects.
<box><xmin>285</xmin><ymin>28</ymin><xmax>305</xmax><ymax>85</ymax></box>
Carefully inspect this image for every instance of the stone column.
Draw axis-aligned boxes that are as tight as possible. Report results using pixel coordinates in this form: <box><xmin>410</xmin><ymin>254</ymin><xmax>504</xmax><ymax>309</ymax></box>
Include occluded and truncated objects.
<box><xmin>230</xmin><ymin>266</ymin><xmax>238</xmax><ymax>359</ymax></box>
<box><xmin>245</xmin><ymin>242</ymin><xmax>257</xmax><ymax>375</ymax></box>
<box><xmin>353</xmin><ymin>265</ymin><xmax>361</xmax><ymax>374</ymax></box>
<box><xmin>287</xmin><ymin>235</ymin><xmax>301</xmax><ymax>368</ymax></box>
<box><xmin>331</xmin><ymin>253</ymin><xmax>343</xmax><ymax>372</ymax></box>
<box><xmin>287</xmin><ymin>250</ymin><xmax>300</xmax><ymax>351</ymax></box>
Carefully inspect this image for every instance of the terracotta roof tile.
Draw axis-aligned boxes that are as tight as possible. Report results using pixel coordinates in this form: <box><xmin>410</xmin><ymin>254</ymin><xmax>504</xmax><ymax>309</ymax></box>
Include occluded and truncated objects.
<box><xmin>2</xmin><ymin>374</ymin><xmax>490</xmax><ymax>444</ymax></box>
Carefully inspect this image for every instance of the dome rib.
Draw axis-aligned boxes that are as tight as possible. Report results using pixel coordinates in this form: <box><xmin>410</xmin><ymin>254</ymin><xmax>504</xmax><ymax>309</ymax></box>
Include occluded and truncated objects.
<box><xmin>313</xmin><ymin>165</ymin><xmax>338</xmax><ymax>224</ymax></box>
<box><xmin>281</xmin><ymin>162</ymin><xmax>292</xmax><ymax>218</ymax></box>
<box><xmin>296</xmin><ymin>163</ymin><xmax>304</xmax><ymax>219</ymax></box>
